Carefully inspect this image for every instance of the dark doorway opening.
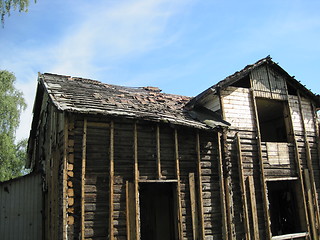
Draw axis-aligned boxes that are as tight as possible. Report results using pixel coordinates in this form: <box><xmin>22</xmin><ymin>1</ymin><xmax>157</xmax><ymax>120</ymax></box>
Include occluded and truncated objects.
<box><xmin>267</xmin><ymin>180</ymin><xmax>306</xmax><ymax>236</ymax></box>
<box><xmin>139</xmin><ymin>183</ymin><xmax>177</xmax><ymax>240</ymax></box>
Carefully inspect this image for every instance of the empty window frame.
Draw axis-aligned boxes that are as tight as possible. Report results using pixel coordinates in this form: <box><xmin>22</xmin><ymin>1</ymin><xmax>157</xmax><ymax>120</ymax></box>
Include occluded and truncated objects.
<box><xmin>267</xmin><ymin>180</ymin><xmax>307</xmax><ymax>236</ymax></box>
<box><xmin>256</xmin><ymin>98</ymin><xmax>292</xmax><ymax>142</ymax></box>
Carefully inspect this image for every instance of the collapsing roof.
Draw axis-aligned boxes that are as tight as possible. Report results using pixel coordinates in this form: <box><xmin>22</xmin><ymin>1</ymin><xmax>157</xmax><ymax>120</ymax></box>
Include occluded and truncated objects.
<box><xmin>35</xmin><ymin>73</ymin><xmax>229</xmax><ymax>130</ymax></box>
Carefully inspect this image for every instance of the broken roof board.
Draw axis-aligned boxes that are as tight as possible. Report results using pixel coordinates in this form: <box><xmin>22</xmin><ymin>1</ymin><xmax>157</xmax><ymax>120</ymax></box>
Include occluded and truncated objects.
<box><xmin>36</xmin><ymin>73</ymin><xmax>228</xmax><ymax>130</ymax></box>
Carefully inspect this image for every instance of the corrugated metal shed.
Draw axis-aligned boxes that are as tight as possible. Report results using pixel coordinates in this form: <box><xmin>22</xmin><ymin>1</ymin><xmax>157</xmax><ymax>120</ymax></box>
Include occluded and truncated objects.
<box><xmin>0</xmin><ymin>173</ymin><xmax>43</xmax><ymax>240</ymax></box>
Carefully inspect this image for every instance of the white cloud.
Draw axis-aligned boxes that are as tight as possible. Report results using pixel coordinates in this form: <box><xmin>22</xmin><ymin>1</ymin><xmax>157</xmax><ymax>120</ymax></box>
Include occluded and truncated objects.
<box><xmin>49</xmin><ymin>0</ymin><xmax>192</xmax><ymax>76</ymax></box>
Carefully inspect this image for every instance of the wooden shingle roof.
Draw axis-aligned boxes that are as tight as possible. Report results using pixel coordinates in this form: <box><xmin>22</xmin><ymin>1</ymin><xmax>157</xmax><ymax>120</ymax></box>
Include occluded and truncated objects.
<box><xmin>38</xmin><ymin>73</ymin><xmax>228</xmax><ymax>129</ymax></box>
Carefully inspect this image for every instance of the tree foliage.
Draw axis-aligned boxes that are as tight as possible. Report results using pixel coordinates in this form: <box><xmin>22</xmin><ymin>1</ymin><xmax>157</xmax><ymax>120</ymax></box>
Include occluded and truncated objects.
<box><xmin>0</xmin><ymin>0</ymin><xmax>30</xmax><ymax>24</ymax></box>
<box><xmin>0</xmin><ymin>70</ymin><xmax>27</xmax><ymax>181</ymax></box>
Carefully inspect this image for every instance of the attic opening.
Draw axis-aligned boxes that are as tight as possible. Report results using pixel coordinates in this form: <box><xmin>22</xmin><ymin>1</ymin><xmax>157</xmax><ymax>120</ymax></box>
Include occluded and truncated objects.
<box><xmin>256</xmin><ymin>98</ymin><xmax>292</xmax><ymax>142</ymax></box>
<box><xmin>267</xmin><ymin>180</ymin><xmax>306</xmax><ymax>237</ymax></box>
<box><xmin>139</xmin><ymin>183</ymin><xmax>177</xmax><ymax>240</ymax></box>
<box><xmin>230</xmin><ymin>75</ymin><xmax>251</xmax><ymax>88</ymax></box>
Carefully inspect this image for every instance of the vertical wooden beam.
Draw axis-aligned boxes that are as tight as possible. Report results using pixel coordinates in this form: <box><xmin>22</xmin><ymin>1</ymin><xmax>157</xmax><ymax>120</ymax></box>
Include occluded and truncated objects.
<box><xmin>235</xmin><ymin>133</ymin><xmax>250</xmax><ymax>240</ymax></box>
<box><xmin>189</xmin><ymin>172</ymin><xmax>199</xmax><ymax>240</ymax></box>
<box><xmin>81</xmin><ymin>119</ymin><xmax>87</xmax><ymax>240</ymax></box>
<box><xmin>218</xmin><ymin>89</ymin><xmax>235</xmax><ymax>239</ymax></box>
<box><xmin>126</xmin><ymin>181</ymin><xmax>136</xmax><ymax>240</ymax></box>
<box><xmin>174</xmin><ymin>129</ymin><xmax>183</xmax><ymax>240</ymax></box>
<box><xmin>63</xmin><ymin>114</ymin><xmax>68</xmax><ymax>240</ymax></box>
<box><xmin>217</xmin><ymin>132</ymin><xmax>228</xmax><ymax>240</ymax></box>
<box><xmin>133</xmin><ymin>122</ymin><xmax>140</xmax><ymax>240</ymax></box>
<box><xmin>304</xmin><ymin>169</ymin><xmax>318</xmax><ymax>240</ymax></box>
<box><xmin>126</xmin><ymin>181</ymin><xmax>131</xmax><ymax>240</ymax></box>
<box><xmin>287</xmin><ymin>95</ymin><xmax>311</xmax><ymax>234</ymax></box>
<box><xmin>109</xmin><ymin>121</ymin><xmax>115</xmax><ymax>240</ymax></box>
<box><xmin>250</xmin><ymin>89</ymin><xmax>271</xmax><ymax>239</ymax></box>
<box><xmin>222</xmin><ymin>131</ymin><xmax>236</xmax><ymax>240</ymax></box>
<box><xmin>196</xmin><ymin>131</ymin><xmax>205</xmax><ymax>240</ymax></box>
<box><xmin>247</xmin><ymin>176</ymin><xmax>260</xmax><ymax>240</ymax></box>
<box><xmin>298</xmin><ymin>93</ymin><xmax>320</xmax><ymax>238</ymax></box>
<box><xmin>156</xmin><ymin>124</ymin><xmax>162</xmax><ymax>179</ymax></box>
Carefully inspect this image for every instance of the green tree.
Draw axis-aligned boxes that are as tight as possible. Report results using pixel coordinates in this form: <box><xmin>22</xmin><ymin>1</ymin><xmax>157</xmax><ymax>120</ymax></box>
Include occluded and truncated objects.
<box><xmin>0</xmin><ymin>70</ymin><xmax>27</xmax><ymax>181</ymax></box>
<box><xmin>0</xmin><ymin>0</ymin><xmax>30</xmax><ymax>24</ymax></box>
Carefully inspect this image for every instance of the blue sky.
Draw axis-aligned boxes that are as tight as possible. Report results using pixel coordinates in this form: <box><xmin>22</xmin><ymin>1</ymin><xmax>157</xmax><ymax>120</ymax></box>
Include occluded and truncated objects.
<box><xmin>1</xmin><ymin>0</ymin><xmax>320</xmax><ymax>140</ymax></box>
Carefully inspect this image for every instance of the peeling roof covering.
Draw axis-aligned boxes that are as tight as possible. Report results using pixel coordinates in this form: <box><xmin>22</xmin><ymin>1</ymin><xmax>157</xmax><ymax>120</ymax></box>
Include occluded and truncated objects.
<box><xmin>38</xmin><ymin>73</ymin><xmax>228</xmax><ymax>129</ymax></box>
<box><xmin>187</xmin><ymin>56</ymin><xmax>320</xmax><ymax>108</ymax></box>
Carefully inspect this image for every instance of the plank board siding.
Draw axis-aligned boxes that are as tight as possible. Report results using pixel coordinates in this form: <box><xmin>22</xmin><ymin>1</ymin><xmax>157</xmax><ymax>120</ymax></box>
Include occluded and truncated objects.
<box><xmin>221</xmin><ymin>87</ymin><xmax>255</xmax><ymax>130</ymax></box>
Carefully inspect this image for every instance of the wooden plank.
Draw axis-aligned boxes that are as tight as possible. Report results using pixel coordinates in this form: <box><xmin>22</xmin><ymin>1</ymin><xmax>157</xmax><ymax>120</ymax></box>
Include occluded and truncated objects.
<box><xmin>248</xmin><ymin>176</ymin><xmax>260</xmax><ymax>240</ymax></box>
<box><xmin>126</xmin><ymin>181</ymin><xmax>136</xmax><ymax>240</ymax></box>
<box><xmin>81</xmin><ymin>118</ymin><xmax>87</xmax><ymax>240</ymax></box>
<box><xmin>109</xmin><ymin>121</ymin><xmax>114</xmax><ymax>240</ymax></box>
<box><xmin>133</xmin><ymin>122</ymin><xmax>140</xmax><ymax>240</ymax></box>
<box><xmin>87</xmin><ymin>122</ymin><xmax>110</xmax><ymax>127</ymax></box>
<box><xmin>298</xmin><ymin>92</ymin><xmax>320</xmax><ymax>238</ymax></box>
<box><xmin>189</xmin><ymin>172</ymin><xmax>199</xmax><ymax>240</ymax></box>
<box><xmin>62</xmin><ymin>114</ymin><xmax>68</xmax><ymax>240</ymax></box>
<box><xmin>304</xmin><ymin>169</ymin><xmax>318</xmax><ymax>240</ymax></box>
<box><xmin>249</xmin><ymin>88</ymin><xmax>271</xmax><ymax>239</ymax></box>
<box><xmin>235</xmin><ymin>133</ymin><xmax>250</xmax><ymax>240</ymax></box>
<box><xmin>138</xmin><ymin>179</ymin><xmax>178</xmax><ymax>183</ymax></box>
<box><xmin>271</xmin><ymin>232</ymin><xmax>308</xmax><ymax>240</ymax></box>
<box><xmin>287</xmin><ymin>93</ymin><xmax>311</xmax><ymax>235</ymax></box>
<box><xmin>196</xmin><ymin>132</ymin><xmax>205</xmax><ymax>239</ymax></box>
<box><xmin>174</xmin><ymin>129</ymin><xmax>183</xmax><ymax>240</ymax></box>
<box><xmin>220</xmin><ymin>91</ymin><xmax>236</xmax><ymax>239</ymax></box>
<box><xmin>217</xmin><ymin>132</ymin><xmax>228</xmax><ymax>240</ymax></box>
<box><xmin>156</xmin><ymin>124</ymin><xmax>162</xmax><ymax>179</ymax></box>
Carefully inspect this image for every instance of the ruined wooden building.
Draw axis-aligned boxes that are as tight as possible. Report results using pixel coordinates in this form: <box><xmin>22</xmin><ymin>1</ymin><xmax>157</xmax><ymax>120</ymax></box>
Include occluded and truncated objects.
<box><xmin>23</xmin><ymin>57</ymin><xmax>320</xmax><ymax>239</ymax></box>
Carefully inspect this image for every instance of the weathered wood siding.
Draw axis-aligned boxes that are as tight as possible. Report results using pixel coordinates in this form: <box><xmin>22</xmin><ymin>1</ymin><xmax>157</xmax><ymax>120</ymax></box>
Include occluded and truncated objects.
<box><xmin>221</xmin><ymin>87</ymin><xmax>255</xmax><ymax>131</ymax></box>
<box><xmin>251</xmin><ymin>65</ymin><xmax>287</xmax><ymax>100</ymax></box>
<box><xmin>63</xmin><ymin>115</ymin><xmax>222</xmax><ymax>240</ymax></box>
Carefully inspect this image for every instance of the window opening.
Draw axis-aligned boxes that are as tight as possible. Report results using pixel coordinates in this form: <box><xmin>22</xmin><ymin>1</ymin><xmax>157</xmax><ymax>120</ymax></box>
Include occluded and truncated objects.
<box><xmin>256</xmin><ymin>98</ymin><xmax>292</xmax><ymax>142</ymax></box>
<box><xmin>267</xmin><ymin>180</ymin><xmax>306</xmax><ymax>236</ymax></box>
<box><xmin>139</xmin><ymin>183</ymin><xmax>177</xmax><ymax>240</ymax></box>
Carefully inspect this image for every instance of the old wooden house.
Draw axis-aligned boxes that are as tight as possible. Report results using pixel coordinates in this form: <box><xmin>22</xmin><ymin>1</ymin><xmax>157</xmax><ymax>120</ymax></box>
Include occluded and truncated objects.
<box><xmin>21</xmin><ymin>56</ymin><xmax>320</xmax><ymax>239</ymax></box>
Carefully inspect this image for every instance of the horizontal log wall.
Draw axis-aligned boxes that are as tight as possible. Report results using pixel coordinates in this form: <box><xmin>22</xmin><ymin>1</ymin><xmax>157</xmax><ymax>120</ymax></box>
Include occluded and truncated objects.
<box><xmin>64</xmin><ymin>115</ymin><xmax>222</xmax><ymax>240</ymax></box>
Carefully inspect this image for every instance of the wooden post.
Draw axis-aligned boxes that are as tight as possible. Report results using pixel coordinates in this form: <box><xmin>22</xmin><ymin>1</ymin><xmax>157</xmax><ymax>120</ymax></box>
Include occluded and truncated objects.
<box><xmin>109</xmin><ymin>121</ymin><xmax>115</xmax><ymax>240</ymax></box>
<box><xmin>235</xmin><ymin>133</ymin><xmax>250</xmax><ymax>240</ymax></box>
<box><xmin>250</xmin><ymin>89</ymin><xmax>271</xmax><ymax>239</ymax></box>
<box><xmin>217</xmin><ymin>132</ymin><xmax>228</xmax><ymax>240</ymax></box>
<box><xmin>156</xmin><ymin>124</ymin><xmax>162</xmax><ymax>179</ymax></box>
<box><xmin>287</xmin><ymin>94</ymin><xmax>311</xmax><ymax>234</ymax></box>
<box><xmin>174</xmin><ymin>129</ymin><xmax>183</xmax><ymax>240</ymax></box>
<box><xmin>304</xmin><ymin>169</ymin><xmax>318</xmax><ymax>240</ymax></box>
<box><xmin>298</xmin><ymin>93</ymin><xmax>320</xmax><ymax>238</ymax></box>
<box><xmin>133</xmin><ymin>122</ymin><xmax>140</xmax><ymax>240</ymax></box>
<box><xmin>247</xmin><ymin>176</ymin><xmax>260</xmax><ymax>240</ymax></box>
<box><xmin>63</xmin><ymin>114</ymin><xmax>69</xmax><ymax>240</ymax></box>
<box><xmin>218</xmin><ymin>89</ymin><xmax>235</xmax><ymax>239</ymax></box>
<box><xmin>126</xmin><ymin>181</ymin><xmax>136</xmax><ymax>240</ymax></box>
<box><xmin>189</xmin><ymin>172</ymin><xmax>199</xmax><ymax>240</ymax></box>
<box><xmin>196</xmin><ymin>132</ymin><xmax>205</xmax><ymax>240</ymax></box>
<box><xmin>78</xmin><ymin>119</ymin><xmax>85</xmax><ymax>238</ymax></box>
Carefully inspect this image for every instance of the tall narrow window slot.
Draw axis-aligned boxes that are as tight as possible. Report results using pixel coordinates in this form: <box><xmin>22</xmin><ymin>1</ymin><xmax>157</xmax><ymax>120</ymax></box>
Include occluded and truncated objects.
<box><xmin>256</xmin><ymin>98</ymin><xmax>292</xmax><ymax>142</ymax></box>
<box><xmin>139</xmin><ymin>183</ymin><xmax>177</xmax><ymax>240</ymax></box>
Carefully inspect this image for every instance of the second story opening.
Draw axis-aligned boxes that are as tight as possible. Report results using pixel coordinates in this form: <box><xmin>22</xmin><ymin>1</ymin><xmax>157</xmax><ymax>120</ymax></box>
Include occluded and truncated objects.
<box><xmin>256</xmin><ymin>98</ymin><xmax>292</xmax><ymax>142</ymax></box>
